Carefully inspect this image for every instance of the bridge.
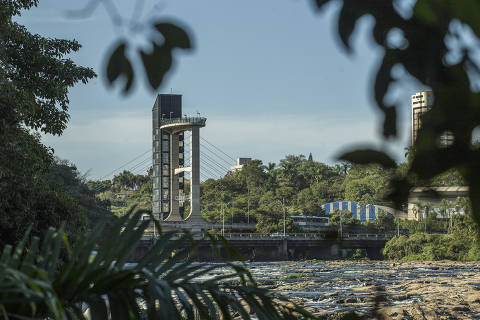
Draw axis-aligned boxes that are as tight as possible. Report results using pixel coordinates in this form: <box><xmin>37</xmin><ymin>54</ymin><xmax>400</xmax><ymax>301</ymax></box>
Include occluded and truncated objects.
<box><xmin>134</xmin><ymin>232</ymin><xmax>393</xmax><ymax>261</ymax></box>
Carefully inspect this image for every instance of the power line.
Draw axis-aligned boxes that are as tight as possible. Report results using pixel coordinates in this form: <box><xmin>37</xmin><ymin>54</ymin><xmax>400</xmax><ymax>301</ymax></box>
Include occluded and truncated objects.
<box><xmin>200</xmin><ymin>142</ymin><xmax>235</xmax><ymax>168</ymax></box>
<box><xmin>200</xmin><ymin>161</ymin><xmax>223</xmax><ymax>177</ymax></box>
<box><xmin>200</xmin><ymin>165</ymin><xmax>222</xmax><ymax>179</ymax></box>
<box><xmin>132</xmin><ymin>163</ymin><xmax>152</xmax><ymax>175</ymax></box>
<box><xmin>200</xmin><ymin>137</ymin><xmax>235</xmax><ymax>161</ymax></box>
<box><xmin>127</xmin><ymin>156</ymin><xmax>151</xmax><ymax>172</ymax></box>
<box><xmin>200</xmin><ymin>154</ymin><xmax>229</xmax><ymax>176</ymax></box>
<box><xmin>98</xmin><ymin>149</ymin><xmax>151</xmax><ymax>180</ymax></box>
<box><xmin>200</xmin><ymin>151</ymin><xmax>231</xmax><ymax>173</ymax></box>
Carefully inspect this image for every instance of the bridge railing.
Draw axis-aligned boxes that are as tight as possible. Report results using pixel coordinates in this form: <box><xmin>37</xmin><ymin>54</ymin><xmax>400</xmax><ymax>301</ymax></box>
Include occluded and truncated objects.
<box><xmin>142</xmin><ymin>231</ymin><xmax>394</xmax><ymax>240</ymax></box>
<box><xmin>211</xmin><ymin>233</ymin><xmax>393</xmax><ymax>240</ymax></box>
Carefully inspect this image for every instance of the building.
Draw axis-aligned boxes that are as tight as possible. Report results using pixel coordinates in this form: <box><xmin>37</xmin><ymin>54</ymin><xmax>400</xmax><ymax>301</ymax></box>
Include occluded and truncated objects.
<box><xmin>152</xmin><ymin>94</ymin><xmax>185</xmax><ymax>220</ymax></box>
<box><xmin>321</xmin><ymin>201</ymin><xmax>407</xmax><ymax>221</ymax></box>
<box><xmin>411</xmin><ymin>91</ymin><xmax>454</xmax><ymax>146</ymax></box>
<box><xmin>152</xmin><ymin>94</ymin><xmax>207</xmax><ymax>228</ymax></box>
<box><xmin>231</xmin><ymin>157</ymin><xmax>252</xmax><ymax>172</ymax></box>
<box><xmin>407</xmin><ymin>186</ymin><xmax>469</xmax><ymax>220</ymax></box>
<box><xmin>291</xmin><ymin>216</ymin><xmax>330</xmax><ymax>231</ymax></box>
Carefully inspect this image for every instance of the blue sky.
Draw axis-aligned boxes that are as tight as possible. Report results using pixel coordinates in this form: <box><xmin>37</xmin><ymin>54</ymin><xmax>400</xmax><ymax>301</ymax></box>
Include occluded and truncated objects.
<box><xmin>18</xmin><ymin>0</ymin><xmax>426</xmax><ymax>179</ymax></box>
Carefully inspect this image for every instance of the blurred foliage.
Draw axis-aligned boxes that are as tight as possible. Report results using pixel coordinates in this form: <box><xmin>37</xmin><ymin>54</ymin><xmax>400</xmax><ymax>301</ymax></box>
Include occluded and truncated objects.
<box><xmin>313</xmin><ymin>0</ymin><xmax>480</xmax><ymax>224</ymax></box>
<box><xmin>0</xmin><ymin>208</ymin><xmax>313</xmax><ymax>320</ymax></box>
<box><xmin>67</xmin><ymin>0</ymin><xmax>193</xmax><ymax>93</ymax></box>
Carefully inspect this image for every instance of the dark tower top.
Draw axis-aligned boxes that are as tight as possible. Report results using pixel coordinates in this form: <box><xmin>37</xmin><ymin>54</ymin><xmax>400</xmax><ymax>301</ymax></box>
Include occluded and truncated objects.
<box><xmin>152</xmin><ymin>94</ymin><xmax>182</xmax><ymax>128</ymax></box>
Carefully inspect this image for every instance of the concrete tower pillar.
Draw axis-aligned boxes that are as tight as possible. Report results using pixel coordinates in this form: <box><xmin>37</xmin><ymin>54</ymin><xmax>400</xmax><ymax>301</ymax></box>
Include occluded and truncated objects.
<box><xmin>165</xmin><ymin>133</ymin><xmax>182</xmax><ymax>221</ymax></box>
<box><xmin>188</xmin><ymin>127</ymin><xmax>202</xmax><ymax>222</ymax></box>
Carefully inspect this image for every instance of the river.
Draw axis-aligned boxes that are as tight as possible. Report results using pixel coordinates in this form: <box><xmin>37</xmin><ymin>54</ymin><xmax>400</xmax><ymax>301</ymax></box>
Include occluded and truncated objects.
<box><xmin>220</xmin><ymin>260</ymin><xmax>480</xmax><ymax>319</ymax></box>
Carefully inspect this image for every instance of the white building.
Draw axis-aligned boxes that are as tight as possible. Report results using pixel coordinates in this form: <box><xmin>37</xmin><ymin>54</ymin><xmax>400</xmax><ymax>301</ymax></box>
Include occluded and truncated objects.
<box><xmin>231</xmin><ymin>157</ymin><xmax>252</xmax><ymax>172</ymax></box>
<box><xmin>411</xmin><ymin>91</ymin><xmax>453</xmax><ymax>146</ymax></box>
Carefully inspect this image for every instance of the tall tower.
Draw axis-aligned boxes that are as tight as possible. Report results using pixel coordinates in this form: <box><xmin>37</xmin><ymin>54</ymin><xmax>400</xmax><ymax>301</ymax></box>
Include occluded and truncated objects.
<box><xmin>160</xmin><ymin>117</ymin><xmax>206</xmax><ymax>224</ymax></box>
<box><xmin>411</xmin><ymin>91</ymin><xmax>454</xmax><ymax>146</ymax></box>
<box><xmin>152</xmin><ymin>94</ymin><xmax>185</xmax><ymax>220</ymax></box>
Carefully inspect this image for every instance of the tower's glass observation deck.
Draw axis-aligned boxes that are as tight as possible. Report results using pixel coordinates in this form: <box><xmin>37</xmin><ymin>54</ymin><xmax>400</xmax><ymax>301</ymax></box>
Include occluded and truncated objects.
<box><xmin>160</xmin><ymin>117</ymin><xmax>206</xmax><ymax>133</ymax></box>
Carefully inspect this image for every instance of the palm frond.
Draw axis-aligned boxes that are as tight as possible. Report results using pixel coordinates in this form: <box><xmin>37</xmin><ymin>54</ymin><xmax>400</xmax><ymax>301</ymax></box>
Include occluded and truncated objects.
<box><xmin>0</xmin><ymin>206</ymin><xmax>314</xmax><ymax>319</ymax></box>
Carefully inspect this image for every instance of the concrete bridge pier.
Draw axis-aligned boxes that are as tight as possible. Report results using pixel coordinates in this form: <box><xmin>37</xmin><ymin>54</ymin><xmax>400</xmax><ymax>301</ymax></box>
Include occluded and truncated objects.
<box><xmin>279</xmin><ymin>239</ymin><xmax>288</xmax><ymax>260</ymax></box>
<box><xmin>365</xmin><ymin>247</ymin><xmax>384</xmax><ymax>260</ymax></box>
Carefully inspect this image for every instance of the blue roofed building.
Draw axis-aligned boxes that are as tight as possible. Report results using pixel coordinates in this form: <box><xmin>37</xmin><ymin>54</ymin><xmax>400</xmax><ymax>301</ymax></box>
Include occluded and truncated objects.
<box><xmin>321</xmin><ymin>201</ymin><xmax>406</xmax><ymax>222</ymax></box>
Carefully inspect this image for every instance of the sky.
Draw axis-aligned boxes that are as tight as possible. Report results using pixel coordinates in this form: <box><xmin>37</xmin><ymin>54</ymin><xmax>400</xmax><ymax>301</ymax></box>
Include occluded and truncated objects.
<box><xmin>17</xmin><ymin>0</ymin><xmax>427</xmax><ymax>180</ymax></box>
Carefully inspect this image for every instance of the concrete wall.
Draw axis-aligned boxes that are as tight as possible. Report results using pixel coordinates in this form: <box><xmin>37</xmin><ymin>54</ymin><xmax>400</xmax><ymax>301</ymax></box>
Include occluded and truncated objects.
<box><xmin>132</xmin><ymin>238</ymin><xmax>387</xmax><ymax>262</ymax></box>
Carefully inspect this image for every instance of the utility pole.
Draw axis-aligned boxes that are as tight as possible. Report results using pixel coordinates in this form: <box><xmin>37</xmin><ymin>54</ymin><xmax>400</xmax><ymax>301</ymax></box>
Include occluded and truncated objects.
<box><xmin>247</xmin><ymin>186</ymin><xmax>250</xmax><ymax>224</ymax></box>
<box><xmin>222</xmin><ymin>204</ymin><xmax>225</xmax><ymax>236</ymax></box>
<box><xmin>340</xmin><ymin>213</ymin><xmax>343</xmax><ymax>239</ymax></box>
<box><xmin>283</xmin><ymin>197</ymin><xmax>286</xmax><ymax>237</ymax></box>
<box><xmin>231</xmin><ymin>201</ymin><xmax>234</xmax><ymax>228</ymax></box>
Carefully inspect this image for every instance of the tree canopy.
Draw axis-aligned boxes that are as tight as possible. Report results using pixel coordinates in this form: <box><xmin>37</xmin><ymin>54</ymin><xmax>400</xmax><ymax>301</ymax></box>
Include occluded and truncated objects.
<box><xmin>0</xmin><ymin>0</ymin><xmax>96</xmax><ymax>246</ymax></box>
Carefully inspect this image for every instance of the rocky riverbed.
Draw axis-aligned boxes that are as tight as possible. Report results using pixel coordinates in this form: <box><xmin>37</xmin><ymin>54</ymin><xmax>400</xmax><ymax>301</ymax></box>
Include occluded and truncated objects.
<box><xmin>244</xmin><ymin>260</ymin><xmax>480</xmax><ymax>319</ymax></box>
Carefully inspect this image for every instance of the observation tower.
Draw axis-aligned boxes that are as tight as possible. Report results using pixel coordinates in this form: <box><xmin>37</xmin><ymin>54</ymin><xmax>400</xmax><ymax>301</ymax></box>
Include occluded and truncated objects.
<box><xmin>160</xmin><ymin>117</ymin><xmax>207</xmax><ymax>223</ymax></box>
<box><xmin>152</xmin><ymin>94</ymin><xmax>207</xmax><ymax>228</ymax></box>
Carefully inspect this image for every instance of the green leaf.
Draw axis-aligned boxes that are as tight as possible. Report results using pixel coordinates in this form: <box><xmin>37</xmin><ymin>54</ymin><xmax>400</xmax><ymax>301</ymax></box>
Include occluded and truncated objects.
<box><xmin>153</xmin><ymin>22</ymin><xmax>192</xmax><ymax>49</ymax></box>
<box><xmin>338</xmin><ymin>149</ymin><xmax>397</xmax><ymax>169</ymax></box>
<box><xmin>106</xmin><ymin>42</ymin><xmax>134</xmax><ymax>93</ymax></box>
<box><xmin>140</xmin><ymin>43</ymin><xmax>172</xmax><ymax>90</ymax></box>
<box><xmin>87</xmin><ymin>298</ymin><xmax>108</xmax><ymax>320</ymax></box>
<box><xmin>385</xmin><ymin>177</ymin><xmax>412</xmax><ymax>210</ymax></box>
<box><xmin>337</xmin><ymin>2</ymin><xmax>362</xmax><ymax>52</ymax></box>
<box><xmin>413</xmin><ymin>0</ymin><xmax>439</xmax><ymax>25</ymax></box>
<box><xmin>313</xmin><ymin>0</ymin><xmax>333</xmax><ymax>10</ymax></box>
<box><xmin>382</xmin><ymin>106</ymin><xmax>397</xmax><ymax>138</ymax></box>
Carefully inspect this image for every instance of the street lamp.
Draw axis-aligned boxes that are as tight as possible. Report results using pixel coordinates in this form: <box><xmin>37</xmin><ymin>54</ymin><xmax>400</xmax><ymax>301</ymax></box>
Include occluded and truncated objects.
<box><xmin>222</xmin><ymin>204</ymin><xmax>225</xmax><ymax>236</ymax></box>
<box><xmin>169</xmin><ymin>112</ymin><xmax>173</xmax><ymax>119</ymax></box>
<box><xmin>339</xmin><ymin>212</ymin><xmax>343</xmax><ymax>239</ymax></box>
<box><xmin>247</xmin><ymin>185</ymin><xmax>250</xmax><ymax>224</ymax></box>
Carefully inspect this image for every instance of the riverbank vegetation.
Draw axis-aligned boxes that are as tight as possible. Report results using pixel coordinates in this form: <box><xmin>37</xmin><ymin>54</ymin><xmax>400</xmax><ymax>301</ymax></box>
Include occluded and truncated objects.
<box><xmin>384</xmin><ymin>201</ymin><xmax>480</xmax><ymax>261</ymax></box>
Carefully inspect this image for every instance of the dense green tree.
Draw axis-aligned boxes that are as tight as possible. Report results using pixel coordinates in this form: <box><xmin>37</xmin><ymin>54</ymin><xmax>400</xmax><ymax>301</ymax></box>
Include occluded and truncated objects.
<box><xmin>87</xmin><ymin>179</ymin><xmax>112</xmax><ymax>194</ymax></box>
<box><xmin>374</xmin><ymin>212</ymin><xmax>396</xmax><ymax>233</ymax></box>
<box><xmin>278</xmin><ymin>154</ymin><xmax>307</xmax><ymax>192</ymax></box>
<box><xmin>0</xmin><ymin>1</ymin><xmax>95</xmax><ymax>135</ymax></box>
<box><xmin>0</xmin><ymin>0</ymin><xmax>96</xmax><ymax>247</ymax></box>
<box><xmin>0</xmin><ymin>155</ymin><xmax>115</xmax><ymax>247</ymax></box>
<box><xmin>329</xmin><ymin>209</ymin><xmax>359</xmax><ymax>227</ymax></box>
<box><xmin>344</xmin><ymin>165</ymin><xmax>392</xmax><ymax>205</ymax></box>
